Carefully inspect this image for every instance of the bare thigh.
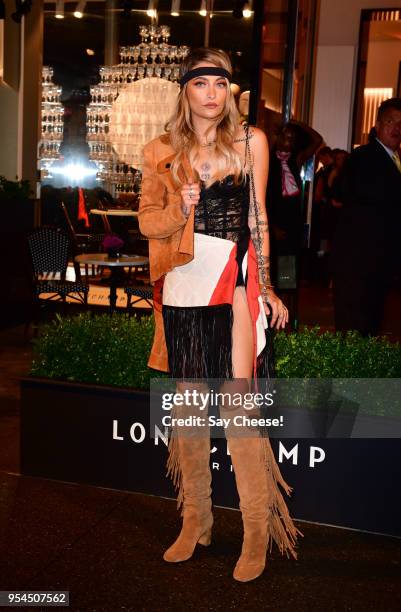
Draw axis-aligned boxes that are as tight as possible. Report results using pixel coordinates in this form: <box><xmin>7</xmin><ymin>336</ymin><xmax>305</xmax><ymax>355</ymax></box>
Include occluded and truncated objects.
<box><xmin>231</xmin><ymin>286</ymin><xmax>254</xmax><ymax>381</ymax></box>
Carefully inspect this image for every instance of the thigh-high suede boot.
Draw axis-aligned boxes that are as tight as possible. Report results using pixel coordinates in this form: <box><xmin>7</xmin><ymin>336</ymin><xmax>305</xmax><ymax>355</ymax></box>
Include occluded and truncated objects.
<box><xmin>163</xmin><ymin>394</ymin><xmax>213</xmax><ymax>563</ymax></box>
<box><xmin>225</xmin><ymin>412</ymin><xmax>303</xmax><ymax>581</ymax></box>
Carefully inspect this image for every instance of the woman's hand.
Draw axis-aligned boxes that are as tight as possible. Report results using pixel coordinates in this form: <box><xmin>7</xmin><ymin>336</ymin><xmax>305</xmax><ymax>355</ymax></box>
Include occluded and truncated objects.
<box><xmin>180</xmin><ymin>181</ymin><xmax>201</xmax><ymax>217</ymax></box>
<box><xmin>263</xmin><ymin>289</ymin><xmax>289</xmax><ymax>330</ymax></box>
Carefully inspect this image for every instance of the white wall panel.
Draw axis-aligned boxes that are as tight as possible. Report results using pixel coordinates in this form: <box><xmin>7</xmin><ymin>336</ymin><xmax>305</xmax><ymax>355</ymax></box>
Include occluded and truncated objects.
<box><xmin>312</xmin><ymin>45</ymin><xmax>355</xmax><ymax>149</ymax></box>
<box><xmin>313</xmin><ymin>0</ymin><xmax>401</xmax><ymax>151</ymax></box>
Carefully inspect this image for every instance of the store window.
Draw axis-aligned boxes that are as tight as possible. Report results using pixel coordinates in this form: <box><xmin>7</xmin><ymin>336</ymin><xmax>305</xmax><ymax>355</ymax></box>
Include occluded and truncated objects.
<box><xmin>261</xmin><ymin>0</ymin><xmax>318</xmax><ymax>134</ymax></box>
<box><xmin>41</xmin><ymin>0</ymin><xmax>256</xmax><ymax>193</ymax></box>
<box><xmin>352</xmin><ymin>9</ymin><xmax>401</xmax><ymax>147</ymax></box>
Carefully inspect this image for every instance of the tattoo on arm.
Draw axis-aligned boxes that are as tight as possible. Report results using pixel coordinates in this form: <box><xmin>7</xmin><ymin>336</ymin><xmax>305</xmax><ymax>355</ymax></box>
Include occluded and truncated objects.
<box><xmin>250</xmin><ymin>223</ymin><xmax>269</xmax><ymax>237</ymax></box>
<box><xmin>246</xmin><ymin>144</ymin><xmax>273</xmax><ymax>293</ymax></box>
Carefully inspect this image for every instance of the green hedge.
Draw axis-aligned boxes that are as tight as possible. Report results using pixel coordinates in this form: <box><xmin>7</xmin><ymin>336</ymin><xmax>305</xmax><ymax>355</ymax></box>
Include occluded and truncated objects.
<box><xmin>31</xmin><ymin>313</ymin><xmax>159</xmax><ymax>389</ymax></box>
<box><xmin>0</xmin><ymin>176</ymin><xmax>31</xmax><ymax>202</ymax></box>
<box><xmin>30</xmin><ymin>313</ymin><xmax>401</xmax><ymax>389</ymax></box>
<box><xmin>274</xmin><ymin>326</ymin><xmax>401</xmax><ymax>378</ymax></box>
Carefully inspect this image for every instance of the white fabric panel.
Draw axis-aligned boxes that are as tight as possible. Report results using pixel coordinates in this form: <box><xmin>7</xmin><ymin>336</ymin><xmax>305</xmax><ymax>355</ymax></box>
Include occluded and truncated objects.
<box><xmin>312</xmin><ymin>45</ymin><xmax>355</xmax><ymax>149</ymax></box>
<box><xmin>162</xmin><ymin>233</ymin><xmax>236</xmax><ymax>307</ymax></box>
<box><xmin>256</xmin><ymin>296</ymin><xmax>268</xmax><ymax>357</ymax></box>
<box><xmin>242</xmin><ymin>250</ymin><xmax>248</xmax><ymax>285</ymax></box>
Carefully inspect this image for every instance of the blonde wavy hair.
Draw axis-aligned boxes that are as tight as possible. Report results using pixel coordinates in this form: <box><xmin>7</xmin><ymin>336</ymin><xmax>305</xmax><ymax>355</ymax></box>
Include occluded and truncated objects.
<box><xmin>166</xmin><ymin>47</ymin><xmax>243</xmax><ymax>187</ymax></box>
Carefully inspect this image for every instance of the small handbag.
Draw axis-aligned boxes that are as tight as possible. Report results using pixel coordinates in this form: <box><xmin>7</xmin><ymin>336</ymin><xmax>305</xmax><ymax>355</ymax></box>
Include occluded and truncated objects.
<box><xmin>277</xmin><ymin>254</ymin><xmax>297</xmax><ymax>289</ymax></box>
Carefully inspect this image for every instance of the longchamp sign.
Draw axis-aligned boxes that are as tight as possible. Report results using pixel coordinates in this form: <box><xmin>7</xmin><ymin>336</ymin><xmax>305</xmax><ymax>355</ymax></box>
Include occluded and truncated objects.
<box><xmin>20</xmin><ymin>378</ymin><xmax>401</xmax><ymax>538</ymax></box>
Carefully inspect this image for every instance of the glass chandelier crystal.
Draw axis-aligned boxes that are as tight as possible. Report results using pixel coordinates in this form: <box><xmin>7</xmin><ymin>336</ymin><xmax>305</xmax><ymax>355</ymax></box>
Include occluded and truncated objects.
<box><xmin>39</xmin><ymin>67</ymin><xmax>64</xmax><ymax>177</ymax></box>
<box><xmin>86</xmin><ymin>25</ymin><xmax>189</xmax><ymax>197</ymax></box>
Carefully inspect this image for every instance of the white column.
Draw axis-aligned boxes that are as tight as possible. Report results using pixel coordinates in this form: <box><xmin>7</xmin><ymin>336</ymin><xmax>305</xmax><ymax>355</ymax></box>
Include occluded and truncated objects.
<box><xmin>17</xmin><ymin>0</ymin><xmax>43</xmax><ymax>192</ymax></box>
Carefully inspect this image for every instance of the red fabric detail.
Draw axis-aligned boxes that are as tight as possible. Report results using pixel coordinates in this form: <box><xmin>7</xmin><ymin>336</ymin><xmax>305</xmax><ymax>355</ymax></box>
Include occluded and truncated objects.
<box><xmin>77</xmin><ymin>188</ymin><xmax>90</xmax><ymax>228</ymax></box>
<box><xmin>246</xmin><ymin>240</ymin><xmax>263</xmax><ymax>381</ymax></box>
<box><xmin>209</xmin><ymin>245</ymin><xmax>238</xmax><ymax>306</ymax></box>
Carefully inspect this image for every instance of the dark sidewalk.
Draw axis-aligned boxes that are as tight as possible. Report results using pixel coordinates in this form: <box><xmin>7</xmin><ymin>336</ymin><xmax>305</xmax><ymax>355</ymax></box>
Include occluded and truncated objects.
<box><xmin>1</xmin><ymin>286</ymin><xmax>401</xmax><ymax>611</ymax></box>
<box><xmin>1</xmin><ymin>472</ymin><xmax>400</xmax><ymax>612</ymax></box>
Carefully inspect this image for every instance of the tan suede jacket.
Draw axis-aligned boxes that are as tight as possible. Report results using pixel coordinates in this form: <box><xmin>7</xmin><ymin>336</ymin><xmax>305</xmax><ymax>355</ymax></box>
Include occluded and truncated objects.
<box><xmin>138</xmin><ymin>133</ymin><xmax>195</xmax><ymax>372</ymax></box>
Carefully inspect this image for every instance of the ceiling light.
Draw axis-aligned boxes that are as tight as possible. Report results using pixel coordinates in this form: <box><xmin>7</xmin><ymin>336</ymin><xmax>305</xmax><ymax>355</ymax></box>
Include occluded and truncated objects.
<box><xmin>86</xmin><ymin>48</ymin><xmax>95</xmax><ymax>56</ymax></box>
<box><xmin>73</xmin><ymin>0</ymin><xmax>86</xmax><ymax>18</ymax></box>
<box><xmin>171</xmin><ymin>0</ymin><xmax>179</xmax><ymax>17</ymax></box>
<box><xmin>147</xmin><ymin>0</ymin><xmax>157</xmax><ymax>18</ymax></box>
<box><xmin>199</xmin><ymin>0</ymin><xmax>206</xmax><ymax>17</ymax></box>
<box><xmin>243</xmin><ymin>2</ymin><xmax>252</xmax><ymax>18</ymax></box>
<box><xmin>55</xmin><ymin>0</ymin><xmax>64</xmax><ymax>19</ymax></box>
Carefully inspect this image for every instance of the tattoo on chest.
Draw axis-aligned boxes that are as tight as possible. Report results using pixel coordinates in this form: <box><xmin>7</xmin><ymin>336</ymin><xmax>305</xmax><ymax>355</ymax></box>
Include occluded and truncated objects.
<box><xmin>200</xmin><ymin>162</ymin><xmax>211</xmax><ymax>183</ymax></box>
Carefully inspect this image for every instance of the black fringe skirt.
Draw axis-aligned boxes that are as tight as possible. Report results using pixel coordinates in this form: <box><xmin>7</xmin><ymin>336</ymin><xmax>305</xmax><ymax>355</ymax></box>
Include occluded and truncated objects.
<box><xmin>162</xmin><ymin>303</ymin><xmax>275</xmax><ymax>381</ymax></box>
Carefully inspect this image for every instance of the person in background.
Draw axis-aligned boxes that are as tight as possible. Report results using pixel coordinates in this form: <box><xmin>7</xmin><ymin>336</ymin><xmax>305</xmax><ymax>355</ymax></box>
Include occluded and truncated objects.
<box><xmin>323</xmin><ymin>149</ymin><xmax>349</xmax><ymax>252</ymax></box>
<box><xmin>267</xmin><ymin>122</ymin><xmax>322</xmax><ymax>264</ymax></box>
<box><xmin>312</xmin><ymin>146</ymin><xmax>333</xmax><ymax>261</ymax></box>
<box><xmin>314</xmin><ymin>146</ymin><xmax>333</xmax><ymax>210</ymax></box>
<box><xmin>266</xmin><ymin>121</ymin><xmax>322</xmax><ymax>313</ymax></box>
<box><xmin>331</xmin><ymin>97</ymin><xmax>401</xmax><ymax>336</ymax></box>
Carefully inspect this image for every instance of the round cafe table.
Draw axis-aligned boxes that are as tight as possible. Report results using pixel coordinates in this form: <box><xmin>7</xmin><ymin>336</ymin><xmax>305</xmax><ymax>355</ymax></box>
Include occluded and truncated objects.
<box><xmin>90</xmin><ymin>209</ymin><xmax>139</xmax><ymax>217</ymax></box>
<box><xmin>75</xmin><ymin>253</ymin><xmax>149</xmax><ymax>312</ymax></box>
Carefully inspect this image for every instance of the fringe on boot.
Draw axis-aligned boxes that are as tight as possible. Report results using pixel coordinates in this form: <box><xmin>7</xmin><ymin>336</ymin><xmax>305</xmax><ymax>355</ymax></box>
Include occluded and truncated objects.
<box><xmin>261</xmin><ymin>434</ymin><xmax>304</xmax><ymax>560</ymax></box>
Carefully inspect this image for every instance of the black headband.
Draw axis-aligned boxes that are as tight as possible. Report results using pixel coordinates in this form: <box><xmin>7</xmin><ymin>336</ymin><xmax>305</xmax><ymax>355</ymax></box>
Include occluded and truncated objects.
<box><xmin>180</xmin><ymin>66</ymin><xmax>232</xmax><ymax>87</ymax></box>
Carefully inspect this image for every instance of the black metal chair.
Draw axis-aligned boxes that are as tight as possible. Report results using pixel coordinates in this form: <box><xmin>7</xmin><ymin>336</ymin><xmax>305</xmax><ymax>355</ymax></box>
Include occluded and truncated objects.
<box><xmin>124</xmin><ymin>285</ymin><xmax>153</xmax><ymax>311</ymax></box>
<box><xmin>28</xmin><ymin>226</ymin><xmax>89</xmax><ymax>305</ymax></box>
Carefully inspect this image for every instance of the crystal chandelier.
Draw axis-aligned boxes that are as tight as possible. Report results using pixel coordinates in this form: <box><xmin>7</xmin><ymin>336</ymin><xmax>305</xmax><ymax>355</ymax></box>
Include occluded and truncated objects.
<box><xmin>39</xmin><ymin>67</ymin><xmax>64</xmax><ymax>178</ymax></box>
<box><xmin>87</xmin><ymin>25</ymin><xmax>189</xmax><ymax>197</ymax></box>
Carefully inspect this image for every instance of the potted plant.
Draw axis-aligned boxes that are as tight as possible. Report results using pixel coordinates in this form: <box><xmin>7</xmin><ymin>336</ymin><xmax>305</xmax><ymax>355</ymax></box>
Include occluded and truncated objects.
<box><xmin>1</xmin><ymin>176</ymin><xmax>35</xmax><ymax>325</ymax></box>
<box><xmin>0</xmin><ymin>175</ymin><xmax>33</xmax><ymax>229</ymax></box>
<box><xmin>271</xmin><ymin>327</ymin><xmax>401</xmax><ymax>435</ymax></box>
<box><xmin>20</xmin><ymin>315</ymin><xmax>401</xmax><ymax>537</ymax></box>
<box><xmin>102</xmin><ymin>233</ymin><xmax>124</xmax><ymax>258</ymax></box>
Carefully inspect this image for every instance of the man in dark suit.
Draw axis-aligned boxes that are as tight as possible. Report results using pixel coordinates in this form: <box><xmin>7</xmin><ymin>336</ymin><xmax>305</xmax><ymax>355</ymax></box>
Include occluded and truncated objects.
<box><xmin>331</xmin><ymin>98</ymin><xmax>401</xmax><ymax>336</ymax></box>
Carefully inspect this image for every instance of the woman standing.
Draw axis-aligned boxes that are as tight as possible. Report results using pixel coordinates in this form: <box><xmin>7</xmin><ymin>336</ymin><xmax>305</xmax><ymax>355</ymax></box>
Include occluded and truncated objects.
<box><xmin>139</xmin><ymin>48</ymin><xmax>302</xmax><ymax>582</ymax></box>
<box><xmin>267</xmin><ymin>121</ymin><xmax>322</xmax><ymax>285</ymax></box>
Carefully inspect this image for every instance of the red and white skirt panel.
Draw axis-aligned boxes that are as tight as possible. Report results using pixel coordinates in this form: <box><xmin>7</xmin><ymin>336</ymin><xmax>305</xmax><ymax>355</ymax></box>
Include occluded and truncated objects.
<box><xmin>162</xmin><ymin>232</ymin><xmax>269</xmax><ymax>376</ymax></box>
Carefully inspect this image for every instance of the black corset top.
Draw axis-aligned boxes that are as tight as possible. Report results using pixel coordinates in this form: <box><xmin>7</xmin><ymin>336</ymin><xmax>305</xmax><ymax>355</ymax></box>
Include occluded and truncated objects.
<box><xmin>194</xmin><ymin>174</ymin><xmax>250</xmax><ymax>244</ymax></box>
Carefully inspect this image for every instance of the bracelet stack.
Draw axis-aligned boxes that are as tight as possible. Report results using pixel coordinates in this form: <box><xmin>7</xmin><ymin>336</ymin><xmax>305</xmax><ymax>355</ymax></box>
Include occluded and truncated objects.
<box><xmin>259</xmin><ymin>283</ymin><xmax>274</xmax><ymax>293</ymax></box>
<box><xmin>259</xmin><ymin>283</ymin><xmax>274</xmax><ymax>303</ymax></box>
